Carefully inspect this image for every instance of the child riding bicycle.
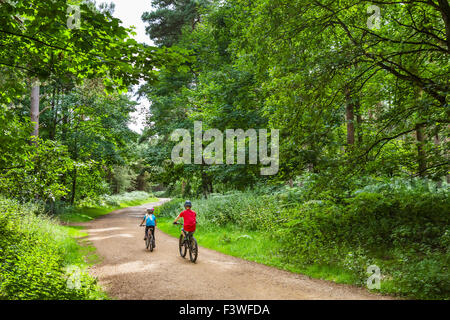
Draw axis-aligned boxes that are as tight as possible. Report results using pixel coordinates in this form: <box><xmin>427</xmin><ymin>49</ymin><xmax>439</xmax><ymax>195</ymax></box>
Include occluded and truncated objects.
<box><xmin>140</xmin><ymin>208</ymin><xmax>157</xmax><ymax>248</ymax></box>
<box><xmin>173</xmin><ymin>200</ymin><xmax>196</xmax><ymax>240</ymax></box>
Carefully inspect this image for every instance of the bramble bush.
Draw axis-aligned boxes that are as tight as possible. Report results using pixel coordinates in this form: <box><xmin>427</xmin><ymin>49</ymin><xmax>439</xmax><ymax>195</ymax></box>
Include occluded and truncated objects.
<box><xmin>277</xmin><ymin>178</ymin><xmax>449</xmax><ymax>299</ymax></box>
<box><xmin>0</xmin><ymin>198</ymin><xmax>105</xmax><ymax>300</ymax></box>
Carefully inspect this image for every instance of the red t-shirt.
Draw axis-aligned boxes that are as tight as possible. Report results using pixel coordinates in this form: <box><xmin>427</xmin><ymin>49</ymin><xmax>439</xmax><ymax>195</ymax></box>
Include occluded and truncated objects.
<box><xmin>180</xmin><ymin>209</ymin><xmax>196</xmax><ymax>232</ymax></box>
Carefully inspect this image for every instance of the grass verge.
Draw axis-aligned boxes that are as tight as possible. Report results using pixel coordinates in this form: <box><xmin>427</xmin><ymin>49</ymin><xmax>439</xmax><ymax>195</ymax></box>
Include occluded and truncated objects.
<box><xmin>156</xmin><ymin>216</ymin><xmax>360</xmax><ymax>286</ymax></box>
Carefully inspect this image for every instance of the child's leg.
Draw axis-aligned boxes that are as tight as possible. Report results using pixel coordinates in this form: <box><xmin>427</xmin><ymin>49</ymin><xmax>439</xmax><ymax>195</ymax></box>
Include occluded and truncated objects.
<box><xmin>188</xmin><ymin>231</ymin><xmax>195</xmax><ymax>244</ymax></box>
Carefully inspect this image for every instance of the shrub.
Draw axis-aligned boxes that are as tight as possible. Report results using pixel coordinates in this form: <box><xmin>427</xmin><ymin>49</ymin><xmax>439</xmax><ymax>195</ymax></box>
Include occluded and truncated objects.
<box><xmin>0</xmin><ymin>198</ymin><xmax>105</xmax><ymax>299</ymax></box>
<box><xmin>157</xmin><ymin>191</ymin><xmax>282</xmax><ymax>232</ymax></box>
<box><xmin>156</xmin><ymin>198</ymin><xmax>185</xmax><ymax>218</ymax></box>
<box><xmin>387</xmin><ymin>251</ymin><xmax>450</xmax><ymax>299</ymax></box>
<box><xmin>277</xmin><ymin>177</ymin><xmax>450</xmax><ymax>299</ymax></box>
<box><xmin>76</xmin><ymin>191</ymin><xmax>153</xmax><ymax>208</ymax></box>
<box><xmin>154</xmin><ymin>190</ymin><xmax>168</xmax><ymax>198</ymax></box>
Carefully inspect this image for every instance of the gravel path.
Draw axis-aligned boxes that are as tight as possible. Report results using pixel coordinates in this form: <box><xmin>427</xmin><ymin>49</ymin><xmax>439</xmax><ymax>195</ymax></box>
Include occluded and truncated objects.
<box><xmin>74</xmin><ymin>199</ymin><xmax>393</xmax><ymax>300</ymax></box>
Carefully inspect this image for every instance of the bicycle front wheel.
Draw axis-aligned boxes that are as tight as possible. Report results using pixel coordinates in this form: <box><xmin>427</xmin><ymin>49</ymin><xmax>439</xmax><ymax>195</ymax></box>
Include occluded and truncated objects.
<box><xmin>189</xmin><ymin>237</ymin><xmax>198</xmax><ymax>263</ymax></box>
<box><xmin>179</xmin><ymin>234</ymin><xmax>187</xmax><ymax>258</ymax></box>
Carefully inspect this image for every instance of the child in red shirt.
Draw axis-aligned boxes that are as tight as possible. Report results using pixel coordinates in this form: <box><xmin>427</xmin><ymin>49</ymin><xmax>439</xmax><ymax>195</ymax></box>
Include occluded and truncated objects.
<box><xmin>173</xmin><ymin>200</ymin><xmax>196</xmax><ymax>233</ymax></box>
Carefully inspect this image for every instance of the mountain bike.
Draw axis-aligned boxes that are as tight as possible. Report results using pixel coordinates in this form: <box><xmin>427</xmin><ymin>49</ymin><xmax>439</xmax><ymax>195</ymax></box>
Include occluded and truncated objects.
<box><xmin>174</xmin><ymin>222</ymin><xmax>198</xmax><ymax>263</ymax></box>
<box><xmin>140</xmin><ymin>225</ymin><xmax>154</xmax><ymax>252</ymax></box>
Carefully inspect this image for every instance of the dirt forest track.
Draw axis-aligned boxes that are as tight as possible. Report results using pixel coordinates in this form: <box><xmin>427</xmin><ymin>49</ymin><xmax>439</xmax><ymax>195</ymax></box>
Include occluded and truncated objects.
<box><xmin>73</xmin><ymin>199</ymin><xmax>393</xmax><ymax>300</ymax></box>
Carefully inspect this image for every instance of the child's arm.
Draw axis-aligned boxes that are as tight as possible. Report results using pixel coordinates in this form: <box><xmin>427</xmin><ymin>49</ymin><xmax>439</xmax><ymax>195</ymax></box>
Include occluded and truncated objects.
<box><xmin>140</xmin><ymin>215</ymin><xmax>146</xmax><ymax>226</ymax></box>
<box><xmin>173</xmin><ymin>213</ymin><xmax>182</xmax><ymax>224</ymax></box>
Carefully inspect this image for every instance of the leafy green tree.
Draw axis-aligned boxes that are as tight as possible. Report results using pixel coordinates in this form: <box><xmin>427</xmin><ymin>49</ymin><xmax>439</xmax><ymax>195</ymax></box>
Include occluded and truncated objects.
<box><xmin>142</xmin><ymin>0</ymin><xmax>210</xmax><ymax>47</ymax></box>
<box><xmin>230</xmin><ymin>0</ymin><xmax>449</xmax><ymax>179</ymax></box>
<box><xmin>0</xmin><ymin>139</ymin><xmax>73</xmax><ymax>202</ymax></box>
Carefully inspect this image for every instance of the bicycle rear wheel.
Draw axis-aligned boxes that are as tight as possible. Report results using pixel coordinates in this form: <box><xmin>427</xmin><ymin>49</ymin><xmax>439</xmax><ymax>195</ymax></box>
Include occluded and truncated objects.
<box><xmin>149</xmin><ymin>234</ymin><xmax>154</xmax><ymax>252</ymax></box>
<box><xmin>146</xmin><ymin>235</ymin><xmax>150</xmax><ymax>250</ymax></box>
<box><xmin>189</xmin><ymin>237</ymin><xmax>198</xmax><ymax>263</ymax></box>
<box><xmin>179</xmin><ymin>234</ymin><xmax>187</xmax><ymax>258</ymax></box>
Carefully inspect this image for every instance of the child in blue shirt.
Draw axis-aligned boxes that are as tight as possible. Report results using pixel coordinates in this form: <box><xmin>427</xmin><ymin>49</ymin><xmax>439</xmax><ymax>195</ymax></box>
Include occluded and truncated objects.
<box><xmin>140</xmin><ymin>208</ymin><xmax>157</xmax><ymax>247</ymax></box>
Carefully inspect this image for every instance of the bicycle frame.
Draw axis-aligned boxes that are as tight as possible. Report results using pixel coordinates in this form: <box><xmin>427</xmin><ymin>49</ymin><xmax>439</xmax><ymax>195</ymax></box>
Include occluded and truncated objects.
<box><xmin>174</xmin><ymin>222</ymin><xmax>198</xmax><ymax>262</ymax></box>
<box><xmin>141</xmin><ymin>225</ymin><xmax>155</xmax><ymax>251</ymax></box>
<box><xmin>181</xmin><ymin>229</ymin><xmax>192</xmax><ymax>245</ymax></box>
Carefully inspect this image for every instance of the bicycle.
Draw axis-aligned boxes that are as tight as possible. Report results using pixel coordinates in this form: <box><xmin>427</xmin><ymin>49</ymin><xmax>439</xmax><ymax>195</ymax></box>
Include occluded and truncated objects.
<box><xmin>140</xmin><ymin>225</ymin><xmax>154</xmax><ymax>252</ymax></box>
<box><xmin>174</xmin><ymin>222</ymin><xmax>198</xmax><ymax>263</ymax></box>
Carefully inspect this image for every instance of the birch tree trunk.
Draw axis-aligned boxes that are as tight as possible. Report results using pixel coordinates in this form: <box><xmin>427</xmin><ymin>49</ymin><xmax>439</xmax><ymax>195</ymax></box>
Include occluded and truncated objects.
<box><xmin>30</xmin><ymin>79</ymin><xmax>40</xmax><ymax>141</ymax></box>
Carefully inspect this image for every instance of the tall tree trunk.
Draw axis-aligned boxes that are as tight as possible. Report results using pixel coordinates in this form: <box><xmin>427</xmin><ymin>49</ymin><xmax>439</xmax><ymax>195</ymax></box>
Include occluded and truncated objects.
<box><xmin>30</xmin><ymin>80</ymin><xmax>40</xmax><ymax>142</ymax></box>
<box><xmin>60</xmin><ymin>87</ymin><xmax>68</xmax><ymax>142</ymax></box>
<box><xmin>136</xmin><ymin>172</ymin><xmax>146</xmax><ymax>191</ymax></box>
<box><xmin>49</xmin><ymin>84</ymin><xmax>59</xmax><ymax>140</ymax></box>
<box><xmin>60</xmin><ymin>88</ymin><xmax>69</xmax><ymax>200</ymax></box>
<box><xmin>201</xmin><ymin>168</ymin><xmax>209</xmax><ymax>199</ymax></box>
<box><xmin>200</xmin><ymin>141</ymin><xmax>211</xmax><ymax>198</ymax></box>
<box><xmin>415</xmin><ymin>123</ymin><xmax>427</xmax><ymax>177</ymax></box>
<box><xmin>355</xmin><ymin>97</ymin><xmax>362</xmax><ymax>144</ymax></box>
<box><xmin>209</xmin><ymin>180</ymin><xmax>213</xmax><ymax>194</ymax></box>
<box><xmin>70</xmin><ymin>168</ymin><xmax>77</xmax><ymax>205</ymax></box>
<box><xmin>439</xmin><ymin>126</ymin><xmax>450</xmax><ymax>183</ymax></box>
<box><xmin>433</xmin><ymin>133</ymin><xmax>445</xmax><ymax>187</ymax></box>
<box><xmin>447</xmin><ymin>126</ymin><xmax>450</xmax><ymax>184</ymax></box>
<box><xmin>414</xmin><ymin>86</ymin><xmax>427</xmax><ymax>177</ymax></box>
<box><xmin>345</xmin><ymin>87</ymin><xmax>355</xmax><ymax>146</ymax></box>
<box><xmin>181</xmin><ymin>180</ymin><xmax>186</xmax><ymax>195</ymax></box>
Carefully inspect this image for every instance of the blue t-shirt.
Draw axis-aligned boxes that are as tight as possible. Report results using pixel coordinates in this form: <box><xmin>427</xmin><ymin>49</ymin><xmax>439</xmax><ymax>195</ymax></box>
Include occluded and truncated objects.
<box><xmin>144</xmin><ymin>214</ymin><xmax>156</xmax><ymax>227</ymax></box>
